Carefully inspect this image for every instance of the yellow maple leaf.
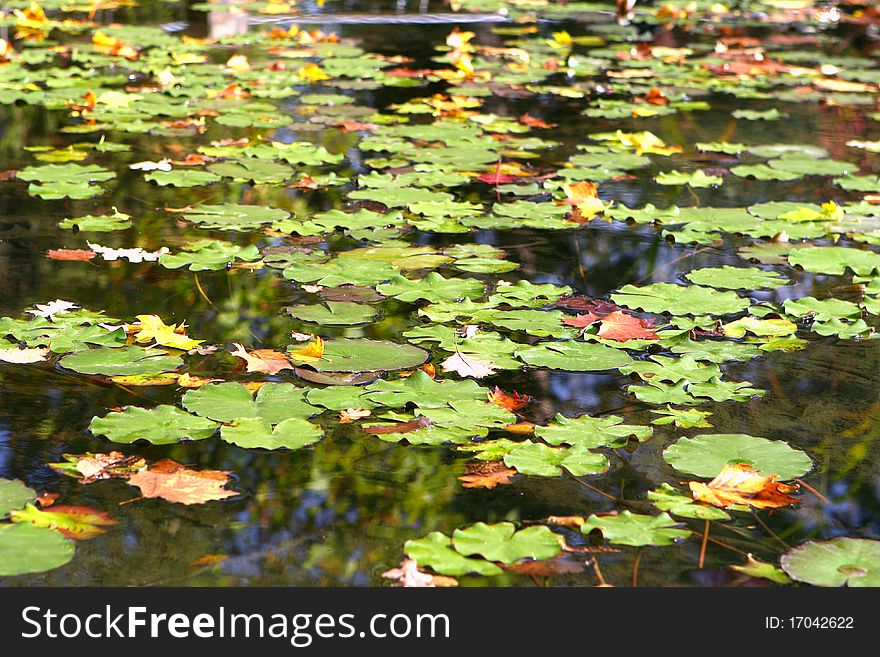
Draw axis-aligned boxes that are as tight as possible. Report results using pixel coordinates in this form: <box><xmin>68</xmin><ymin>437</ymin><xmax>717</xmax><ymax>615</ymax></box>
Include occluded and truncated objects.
<box><xmin>298</xmin><ymin>63</ymin><xmax>329</xmax><ymax>82</ymax></box>
<box><xmin>225</xmin><ymin>54</ymin><xmax>250</xmax><ymax>71</ymax></box>
<box><xmin>288</xmin><ymin>337</ymin><xmax>325</xmax><ymax>363</ymax></box>
<box><xmin>129</xmin><ymin>314</ymin><xmax>204</xmax><ymax>350</ymax></box>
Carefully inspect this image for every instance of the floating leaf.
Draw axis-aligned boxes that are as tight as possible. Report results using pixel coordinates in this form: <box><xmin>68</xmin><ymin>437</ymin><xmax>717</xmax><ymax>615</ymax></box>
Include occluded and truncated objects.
<box><xmin>781</xmin><ymin>538</ymin><xmax>880</xmax><ymax>587</ymax></box>
<box><xmin>452</xmin><ymin>522</ymin><xmax>561</xmax><ymax>565</ymax></box>
<box><xmin>663</xmin><ymin>434</ymin><xmax>812</xmax><ymax>479</ymax></box>
<box><xmin>611</xmin><ymin>283</ymin><xmax>750</xmax><ymax>316</ymax></box>
<box><xmin>0</xmin><ymin>479</ymin><xmax>35</xmax><ymax>517</ymax></box>
<box><xmin>182</xmin><ymin>382</ymin><xmax>315</xmax><ymax>423</ymax></box>
<box><xmin>10</xmin><ymin>503</ymin><xmax>116</xmax><ymax>540</ymax></box>
<box><xmin>221</xmin><ymin>417</ymin><xmax>323</xmax><ymax>450</ymax></box>
<box><xmin>127</xmin><ymin>460</ymin><xmax>237</xmax><ymax>505</ymax></box>
<box><xmin>60</xmin><ymin>347</ymin><xmax>182</xmax><ymax>376</ymax></box>
<box><xmin>581</xmin><ymin>511</ymin><xmax>689</xmax><ymax>547</ymax></box>
<box><xmin>404</xmin><ymin>532</ymin><xmax>502</xmax><ymax>577</ymax></box>
<box><xmin>89</xmin><ymin>405</ymin><xmax>219</xmax><ymax>445</ymax></box>
<box><xmin>0</xmin><ymin>524</ymin><xmax>75</xmax><ymax>576</ymax></box>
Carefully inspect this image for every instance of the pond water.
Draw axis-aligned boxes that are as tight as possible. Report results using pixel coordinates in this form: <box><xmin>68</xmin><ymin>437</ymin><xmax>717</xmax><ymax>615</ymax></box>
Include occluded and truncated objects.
<box><xmin>1</xmin><ymin>0</ymin><xmax>880</xmax><ymax>587</ymax></box>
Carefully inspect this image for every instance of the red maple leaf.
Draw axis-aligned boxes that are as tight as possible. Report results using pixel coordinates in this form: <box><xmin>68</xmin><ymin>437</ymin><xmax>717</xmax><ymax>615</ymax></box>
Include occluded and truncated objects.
<box><xmin>596</xmin><ymin>311</ymin><xmax>659</xmax><ymax>342</ymax></box>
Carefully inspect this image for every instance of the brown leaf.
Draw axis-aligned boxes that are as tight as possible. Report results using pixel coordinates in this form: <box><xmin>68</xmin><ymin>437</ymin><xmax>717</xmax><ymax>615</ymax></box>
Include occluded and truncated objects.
<box><xmin>382</xmin><ymin>558</ymin><xmax>458</xmax><ymax>587</ymax></box>
<box><xmin>230</xmin><ymin>342</ymin><xmax>293</xmax><ymax>375</ymax></box>
<box><xmin>74</xmin><ymin>452</ymin><xmax>146</xmax><ymax>483</ymax></box>
<box><xmin>363</xmin><ymin>415</ymin><xmax>433</xmax><ymax>435</ymax></box>
<box><xmin>689</xmin><ymin>463</ymin><xmax>799</xmax><ymax>510</ymax></box>
<box><xmin>46</xmin><ymin>249</ymin><xmax>96</xmax><ymax>261</ymax></box>
<box><xmin>127</xmin><ymin>461</ymin><xmax>237</xmax><ymax>505</ymax></box>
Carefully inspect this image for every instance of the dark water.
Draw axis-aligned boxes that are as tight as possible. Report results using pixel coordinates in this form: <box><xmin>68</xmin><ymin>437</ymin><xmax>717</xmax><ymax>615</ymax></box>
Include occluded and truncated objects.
<box><xmin>1</xmin><ymin>1</ymin><xmax>879</xmax><ymax>587</ymax></box>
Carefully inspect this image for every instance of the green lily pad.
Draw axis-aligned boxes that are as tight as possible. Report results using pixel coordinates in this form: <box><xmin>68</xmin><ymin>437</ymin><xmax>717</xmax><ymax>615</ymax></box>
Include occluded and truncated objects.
<box><xmin>404</xmin><ymin>532</ymin><xmax>502</xmax><ymax>577</ymax></box>
<box><xmin>59</xmin><ymin>210</ymin><xmax>131</xmax><ymax>232</ymax></box>
<box><xmin>452</xmin><ymin>522</ymin><xmax>561</xmax><ymax>565</ymax></box>
<box><xmin>581</xmin><ymin>511</ymin><xmax>690</xmax><ymax>546</ymax></box>
<box><xmin>611</xmin><ymin>283</ymin><xmax>750</xmax><ymax>316</ymax></box>
<box><xmin>684</xmin><ymin>266</ymin><xmax>788</xmax><ymax>290</ymax></box>
<box><xmin>89</xmin><ymin>405</ymin><xmax>219</xmax><ymax>445</ymax></box>
<box><xmin>788</xmin><ymin>246</ymin><xmax>880</xmax><ymax>276</ymax></box>
<box><xmin>648</xmin><ymin>484</ymin><xmax>729</xmax><ymax>520</ymax></box>
<box><xmin>514</xmin><ymin>341</ymin><xmax>633</xmax><ymax>371</ymax></box>
<box><xmin>503</xmin><ymin>442</ymin><xmax>609</xmax><ymax>477</ymax></box>
<box><xmin>781</xmin><ymin>538</ymin><xmax>880</xmax><ymax>587</ymax></box>
<box><xmin>0</xmin><ymin>479</ymin><xmax>35</xmax><ymax>517</ymax></box>
<box><xmin>362</xmin><ymin>371</ymin><xmax>486</xmax><ymax>408</ymax></box>
<box><xmin>663</xmin><ymin>433</ymin><xmax>812</xmax><ymax>479</ymax></box>
<box><xmin>182</xmin><ymin>203</ymin><xmax>291</xmax><ymax>231</ymax></box>
<box><xmin>0</xmin><ymin>524</ymin><xmax>75</xmax><ymax>576</ymax></box>
<box><xmin>293</xmin><ymin>338</ymin><xmax>428</xmax><ymax>372</ymax></box>
<box><xmin>284</xmin><ymin>301</ymin><xmax>379</xmax><ymax>326</ymax></box>
<box><xmin>376</xmin><ymin>272</ymin><xmax>485</xmax><ymax>303</ymax></box>
<box><xmin>534</xmin><ymin>413</ymin><xmax>651</xmax><ymax>448</ymax></box>
<box><xmin>59</xmin><ymin>347</ymin><xmax>183</xmax><ymax>376</ymax></box>
<box><xmin>221</xmin><ymin>417</ymin><xmax>323</xmax><ymax>450</ymax></box>
<box><xmin>182</xmin><ymin>382</ymin><xmax>315</xmax><ymax>423</ymax></box>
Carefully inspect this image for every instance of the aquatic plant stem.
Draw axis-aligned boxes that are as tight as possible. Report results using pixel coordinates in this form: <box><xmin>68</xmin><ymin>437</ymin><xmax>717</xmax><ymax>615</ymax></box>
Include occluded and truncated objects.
<box><xmin>591</xmin><ymin>556</ymin><xmax>609</xmax><ymax>587</ymax></box>
<box><xmin>794</xmin><ymin>478</ymin><xmax>829</xmax><ymax>504</ymax></box>
<box><xmin>631</xmin><ymin>548</ymin><xmax>642</xmax><ymax>587</ymax></box>
<box><xmin>751</xmin><ymin>510</ymin><xmax>789</xmax><ymax>548</ymax></box>
<box><xmin>698</xmin><ymin>520</ymin><xmax>710</xmax><ymax>569</ymax></box>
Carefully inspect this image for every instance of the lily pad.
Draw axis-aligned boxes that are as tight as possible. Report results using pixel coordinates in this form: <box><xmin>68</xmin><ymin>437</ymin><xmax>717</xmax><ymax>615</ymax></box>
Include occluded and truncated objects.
<box><xmin>503</xmin><ymin>442</ymin><xmax>609</xmax><ymax>477</ymax></box>
<box><xmin>404</xmin><ymin>532</ymin><xmax>502</xmax><ymax>577</ymax></box>
<box><xmin>294</xmin><ymin>338</ymin><xmax>428</xmax><ymax>372</ymax></box>
<box><xmin>581</xmin><ymin>511</ymin><xmax>690</xmax><ymax>547</ymax></box>
<box><xmin>60</xmin><ymin>347</ymin><xmax>183</xmax><ymax>376</ymax></box>
<box><xmin>221</xmin><ymin>417</ymin><xmax>323</xmax><ymax>450</ymax></box>
<box><xmin>514</xmin><ymin>341</ymin><xmax>633</xmax><ymax>371</ymax></box>
<box><xmin>451</xmin><ymin>522</ymin><xmax>561</xmax><ymax>565</ymax></box>
<box><xmin>182</xmin><ymin>382</ymin><xmax>315</xmax><ymax>423</ymax></box>
<box><xmin>781</xmin><ymin>538</ymin><xmax>880</xmax><ymax>587</ymax></box>
<box><xmin>611</xmin><ymin>283</ymin><xmax>750</xmax><ymax>316</ymax></box>
<box><xmin>0</xmin><ymin>524</ymin><xmax>75</xmax><ymax>576</ymax></box>
<box><xmin>663</xmin><ymin>433</ymin><xmax>812</xmax><ymax>479</ymax></box>
<box><xmin>0</xmin><ymin>479</ymin><xmax>35</xmax><ymax>517</ymax></box>
<box><xmin>89</xmin><ymin>405</ymin><xmax>219</xmax><ymax>445</ymax></box>
<box><xmin>284</xmin><ymin>302</ymin><xmax>379</xmax><ymax>326</ymax></box>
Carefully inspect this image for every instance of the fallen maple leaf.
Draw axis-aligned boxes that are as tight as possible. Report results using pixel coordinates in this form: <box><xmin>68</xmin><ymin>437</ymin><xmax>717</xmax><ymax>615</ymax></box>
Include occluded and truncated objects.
<box><xmin>519</xmin><ymin>113</ymin><xmax>556</xmax><ymax>128</ymax></box>
<box><xmin>46</xmin><ymin>248</ymin><xmax>96</xmax><ymax>261</ymax></box>
<box><xmin>127</xmin><ymin>460</ymin><xmax>237</xmax><ymax>505</ymax></box>
<box><xmin>230</xmin><ymin>343</ymin><xmax>294</xmax><ymax>375</ymax></box>
<box><xmin>562</xmin><ymin>312</ymin><xmax>601</xmax><ymax>329</ymax></box>
<box><xmin>440</xmin><ymin>352</ymin><xmax>498</xmax><ymax>378</ymax></box>
<box><xmin>689</xmin><ymin>463</ymin><xmax>799</xmax><ymax>510</ymax></box>
<box><xmin>382</xmin><ymin>558</ymin><xmax>458</xmax><ymax>587</ymax></box>
<box><xmin>27</xmin><ymin>299</ymin><xmax>78</xmax><ymax>319</ymax></box>
<box><xmin>487</xmin><ymin>386</ymin><xmax>532</xmax><ymax>411</ymax></box>
<box><xmin>128</xmin><ymin>314</ymin><xmax>204</xmax><ymax>350</ymax></box>
<box><xmin>459</xmin><ymin>461</ymin><xmax>516</xmax><ymax>490</ymax></box>
<box><xmin>596</xmin><ymin>311</ymin><xmax>659</xmax><ymax>342</ymax></box>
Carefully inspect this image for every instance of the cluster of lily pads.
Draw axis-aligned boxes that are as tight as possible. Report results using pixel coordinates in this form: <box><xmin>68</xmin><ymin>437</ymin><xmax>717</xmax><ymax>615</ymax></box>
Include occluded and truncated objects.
<box><xmin>1</xmin><ymin>0</ymin><xmax>880</xmax><ymax>586</ymax></box>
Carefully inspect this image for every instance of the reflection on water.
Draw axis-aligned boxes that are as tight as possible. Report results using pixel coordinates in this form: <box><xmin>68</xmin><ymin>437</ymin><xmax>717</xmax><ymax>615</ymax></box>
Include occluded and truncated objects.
<box><xmin>1</xmin><ymin>1</ymin><xmax>879</xmax><ymax>587</ymax></box>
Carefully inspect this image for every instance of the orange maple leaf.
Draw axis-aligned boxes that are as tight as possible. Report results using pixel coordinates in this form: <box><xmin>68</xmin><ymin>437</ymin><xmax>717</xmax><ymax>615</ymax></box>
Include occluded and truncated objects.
<box><xmin>689</xmin><ymin>463</ymin><xmax>800</xmax><ymax>510</ymax></box>
<box><xmin>487</xmin><ymin>386</ymin><xmax>532</xmax><ymax>411</ymax></box>
<box><xmin>596</xmin><ymin>311</ymin><xmax>660</xmax><ymax>342</ymax></box>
